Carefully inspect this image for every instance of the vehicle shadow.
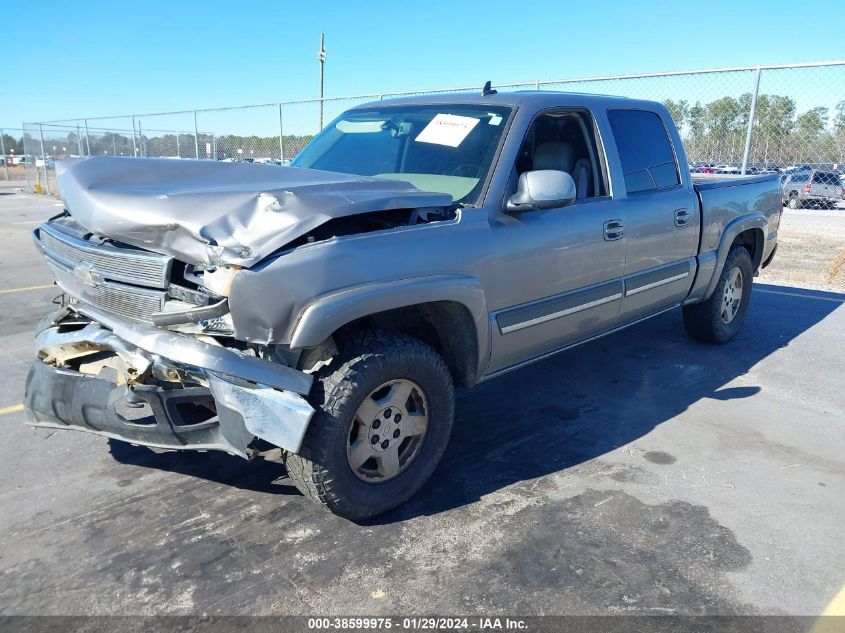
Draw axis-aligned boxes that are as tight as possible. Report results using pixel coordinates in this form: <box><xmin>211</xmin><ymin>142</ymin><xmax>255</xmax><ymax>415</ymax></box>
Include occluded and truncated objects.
<box><xmin>107</xmin><ymin>440</ymin><xmax>297</xmax><ymax>496</ymax></box>
<box><xmin>109</xmin><ymin>282</ymin><xmax>843</xmax><ymax>522</ymax></box>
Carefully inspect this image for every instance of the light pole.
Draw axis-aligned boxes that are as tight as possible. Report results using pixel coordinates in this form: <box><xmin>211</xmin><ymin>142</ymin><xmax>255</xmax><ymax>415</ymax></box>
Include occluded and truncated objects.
<box><xmin>317</xmin><ymin>33</ymin><xmax>326</xmax><ymax>130</ymax></box>
<box><xmin>0</xmin><ymin>129</ymin><xmax>7</xmax><ymax>181</ymax></box>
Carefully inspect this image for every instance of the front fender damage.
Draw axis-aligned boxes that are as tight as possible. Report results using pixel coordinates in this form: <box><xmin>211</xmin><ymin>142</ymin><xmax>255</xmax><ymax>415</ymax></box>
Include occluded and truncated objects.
<box><xmin>25</xmin><ymin>308</ymin><xmax>316</xmax><ymax>458</ymax></box>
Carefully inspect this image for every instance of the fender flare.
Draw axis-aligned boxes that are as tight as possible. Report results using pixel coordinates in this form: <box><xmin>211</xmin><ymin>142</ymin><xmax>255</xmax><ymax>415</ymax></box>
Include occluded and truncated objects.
<box><xmin>288</xmin><ymin>274</ymin><xmax>490</xmax><ymax>378</ymax></box>
<box><xmin>703</xmin><ymin>213</ymin><xmax>767</xmax><ymax>300</ymax></box>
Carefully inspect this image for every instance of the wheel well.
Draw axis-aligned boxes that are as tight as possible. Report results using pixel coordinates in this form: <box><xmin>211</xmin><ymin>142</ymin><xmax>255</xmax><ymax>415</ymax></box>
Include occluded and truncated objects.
<box><xmin>731</xmin><ymin>228</ymin><xmax>764</xmax><ymax>272</ymax></box>
<box><xmin>335</xmin><ymin>301</ymin><xmax>479</xmax><ymax>388</ymax></box>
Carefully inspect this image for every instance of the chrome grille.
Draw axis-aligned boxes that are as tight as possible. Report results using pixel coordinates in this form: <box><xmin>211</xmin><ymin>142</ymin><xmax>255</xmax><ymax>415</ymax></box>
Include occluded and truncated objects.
<box><xmin>39</xmin><ymin>224</ymin><xmax>172</xmax><ymax>289</ymax></box>
<box><xmin>48</xmin><ymin>262</ymin><xmax>166</xmax><ymax>323</ymax></box>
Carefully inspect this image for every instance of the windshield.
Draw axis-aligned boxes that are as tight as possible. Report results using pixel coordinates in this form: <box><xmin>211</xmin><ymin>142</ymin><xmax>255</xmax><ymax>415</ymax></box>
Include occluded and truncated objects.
<box><xmin>291</xmin><ymin>104</ymin><xmax>512</xmax><ymax>205</ymax></box>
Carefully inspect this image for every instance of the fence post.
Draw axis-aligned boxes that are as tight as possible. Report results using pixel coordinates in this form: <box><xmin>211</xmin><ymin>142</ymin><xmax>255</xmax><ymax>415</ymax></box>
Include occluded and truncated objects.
<box><xmin>741</xmin><ymin>67</ymin><xmax>762</xmax><ymax>175</ymax></box>
<box><xmin>0</xmin><ymin>129</ymin><xmax>8</xmax><ymax>181</ymax></box>
<box><xmin>213</xmin><ymin>135</ymin><xmax>217</xmax><ymax>160</ymax></box>
<box><xmin>131</xmin><ymin>115</ymin><xmax>138</xmax><ymax>157</ymax></box>
<box><xmin>176</xmin><ymin>131</ymin><xmax>180</xmax><ymax>158</ymax></box>
<box><xmin>278</xmin><ymin>102</ymin><xmax>284</xmax><ymax>162</ymax></box>
<box><xmin>138</xmin><ymin>122</ymin><xmax>143</xmax><ymax>157</ymax></box>
<box><xmin>112</xmin><ymin>132</ymin><xmax>116</xmax><ymax>156</ymax></box>
<box><xmin>76</xmin><ymin>123</ymin><xmax>83</xmax><ymax>156</ymax></box>
<box><xmin>193</xmin><ymin>110</ymin><xmax>200</xmax><ymax>159</ymax></box>
<box><xmin>38</xmin><ymin>123</ymin><xmax>50</xmax><ymax>195</ymax></box>
<box><xmin>23</xmin><ymin>132</ymin><xmax>30</xmax><ymax>189</ymax></box>
<box><xmin>84</xmin><ymin>119</ymin><xmax>91</xmax><ymax>156</ymax></box>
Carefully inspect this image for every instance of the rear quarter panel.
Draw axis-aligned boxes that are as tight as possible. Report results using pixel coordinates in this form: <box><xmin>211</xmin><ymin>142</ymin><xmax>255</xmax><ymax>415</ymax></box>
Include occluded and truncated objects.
<box><xmin>688</xmin><ymin>174</ymin><xmax>781</xmax><ymax>302</ymax></box>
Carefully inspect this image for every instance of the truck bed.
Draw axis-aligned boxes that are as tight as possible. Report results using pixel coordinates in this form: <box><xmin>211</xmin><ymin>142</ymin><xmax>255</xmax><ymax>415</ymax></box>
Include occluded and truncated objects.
<box><xmin>693</xmin><ymin>171</ymin><xmax>781</xmax><ymax>269</ymax></box>
<box><xmin>691</xmin><ymin>172</ymin><xmax>780</xmax><ymax>189</ymax></box>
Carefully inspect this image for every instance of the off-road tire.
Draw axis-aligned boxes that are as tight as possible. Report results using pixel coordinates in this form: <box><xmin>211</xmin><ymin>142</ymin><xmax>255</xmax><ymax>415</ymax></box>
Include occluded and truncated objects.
<box><xmin>682</xmin><ymin>245</ymin><xmax>754</xmax><ymax>344</ymax></box>
<box><xmin>283</xmin><ymin>329</ymin><xmax>455</xmax><ymax>520</ymax></box>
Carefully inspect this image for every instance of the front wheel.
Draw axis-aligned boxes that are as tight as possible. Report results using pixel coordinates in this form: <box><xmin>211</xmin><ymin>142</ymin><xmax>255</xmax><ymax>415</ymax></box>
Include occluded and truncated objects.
<box><xmin>787</xmin><ymin>195</ymin><xmax>801</xmax><ymax>209</ymax></box>
<box><xmin>284</xmin><ymin>330</ymin><xmax>455</xmax><ymax>520</ymax></box>
<box><xmin>683</xmin><ymin>245</ymin><xmax>753</xmax><ymax>344</ymax></box>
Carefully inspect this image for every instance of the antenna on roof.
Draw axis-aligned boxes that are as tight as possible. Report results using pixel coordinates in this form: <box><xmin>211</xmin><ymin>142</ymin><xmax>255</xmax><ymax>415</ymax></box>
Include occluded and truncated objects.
<box><xmin>481</xmin><ymin>81</ymin><xmax>497</xmax><ymax>96</ymax></box>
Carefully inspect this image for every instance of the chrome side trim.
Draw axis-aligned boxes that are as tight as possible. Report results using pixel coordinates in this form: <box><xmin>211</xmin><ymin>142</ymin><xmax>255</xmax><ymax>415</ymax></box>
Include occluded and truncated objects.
<box><xmin>484</xmin><ymin>304</ymin><xmax>680</xmax><ymax>382</ymax></box>
<box><xmin>500</xmin><ymin>292</ymin><xmax>623</xmax><ymax>334</ymax></box>
<box><xmin>625</xmin><ymin>272</ymin><xmax>689</xmax><ymax>297</ymax></box>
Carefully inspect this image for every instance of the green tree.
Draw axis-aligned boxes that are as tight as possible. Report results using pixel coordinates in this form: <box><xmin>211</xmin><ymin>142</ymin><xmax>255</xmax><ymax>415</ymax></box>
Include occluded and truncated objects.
<box><xmin>832</xmin><ymin>100</ymin><xmax>845</xmax><ymax>133</ymax></box>
<box><xmin>1</xmin><ymin>133</ymin><xmax>24</xmax><ymax>155</ymax></box>
<box><xmin>705</xmin><ymin>96</ymin><xmax>745</xmax><ymax>161</ymax></box>
<box><xmin>752</xmin><ymin>94</ymin><xmax>795</xmax><ymax>164</ymax></box>
<box><xmin>662</xmin><ymin>99</ymin><xmax>689</xmax><ymax>130</ymax></box>
<box><xmin>796</xmin><ymin>107</ymin><xmax>828</xmax><ymax>138</ymax></box>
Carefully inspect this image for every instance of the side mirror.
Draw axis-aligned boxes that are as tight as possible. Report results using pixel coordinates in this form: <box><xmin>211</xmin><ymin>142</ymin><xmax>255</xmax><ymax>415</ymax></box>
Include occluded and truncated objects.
<box><xmin>506</xmin><ymin>170</ymin><xmax>577</xmax><ymax>213</ymax></box>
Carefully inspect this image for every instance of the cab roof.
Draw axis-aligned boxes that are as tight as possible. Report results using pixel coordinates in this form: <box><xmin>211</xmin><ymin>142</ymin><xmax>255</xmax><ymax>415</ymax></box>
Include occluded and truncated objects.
<box><xmin>351</xmin><ymin>90</ymin><xmax>647</xmax><ymax>112</ymax></box>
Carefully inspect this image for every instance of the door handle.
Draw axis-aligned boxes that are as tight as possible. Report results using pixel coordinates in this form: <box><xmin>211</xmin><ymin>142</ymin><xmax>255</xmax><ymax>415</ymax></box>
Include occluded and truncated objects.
<box><xmin>603</xmin><ymin>219</ymin><xmax>624</xmax><ymax>241</ymax></box>
<box><xmin>674</xmin><ymin>208</ymin><xmax>692</xmax><ymax>227</ymax></box>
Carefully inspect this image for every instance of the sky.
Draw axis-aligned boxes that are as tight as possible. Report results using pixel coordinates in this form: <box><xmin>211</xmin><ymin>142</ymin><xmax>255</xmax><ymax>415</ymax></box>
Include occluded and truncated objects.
<box><xmin>2</xmin><ymin>0</ymin><xmax>843</xmax><ymax>129</ymax></box>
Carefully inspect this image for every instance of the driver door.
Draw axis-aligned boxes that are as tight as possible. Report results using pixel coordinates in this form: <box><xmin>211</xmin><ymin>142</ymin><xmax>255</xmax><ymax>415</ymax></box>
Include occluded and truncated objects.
<box><xmin>484</xmin><ymin>110</ymin><xmax>626</xmax><ymax>374</ymax></box>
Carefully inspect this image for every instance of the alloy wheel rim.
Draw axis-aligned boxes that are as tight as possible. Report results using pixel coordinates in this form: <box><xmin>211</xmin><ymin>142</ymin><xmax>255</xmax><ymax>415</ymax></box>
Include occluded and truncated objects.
<box><xmin>347</xmin><ymin>379</ymin><xmax>429</xmax><ymax>482</ymax></box>
<box><xmin>721</xmin><ymin>266</ymin><xmax>744</xmax><ymax>324</ymax></box>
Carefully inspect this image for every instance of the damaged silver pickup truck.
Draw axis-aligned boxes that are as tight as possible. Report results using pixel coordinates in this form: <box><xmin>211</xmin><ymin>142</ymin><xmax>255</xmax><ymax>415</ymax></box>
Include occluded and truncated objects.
<box><xmin>25</xmin><ymin>90</ymin><xmax>781</xmax><ymax>519</ymax></box>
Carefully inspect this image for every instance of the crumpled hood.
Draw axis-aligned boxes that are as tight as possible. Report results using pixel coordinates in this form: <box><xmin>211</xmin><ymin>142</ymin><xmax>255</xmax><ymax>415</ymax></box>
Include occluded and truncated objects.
<box><xmin>56</xmin><ymin>157</ymin><xmax>452</xmax><ymax>267</ymax></box>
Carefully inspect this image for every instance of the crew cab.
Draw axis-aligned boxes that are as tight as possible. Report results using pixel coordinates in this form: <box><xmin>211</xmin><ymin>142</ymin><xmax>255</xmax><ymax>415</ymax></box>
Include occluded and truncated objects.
<box><xmin>24</xmin><ymin>90</ymin><xmax>781</xmax><ymax>519</ymax></box>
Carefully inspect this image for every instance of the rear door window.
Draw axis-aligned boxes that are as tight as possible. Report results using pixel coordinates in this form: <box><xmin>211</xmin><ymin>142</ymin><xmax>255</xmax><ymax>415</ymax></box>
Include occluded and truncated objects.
<box><xmin>607</xmin><ymin>109</ymin><xmax>680</xmax><ymax>194</ymax></box>
<box><xmin>812</xmin><ymin>172</ymin><xmax>840</xmax><ymax>185</ymax></box>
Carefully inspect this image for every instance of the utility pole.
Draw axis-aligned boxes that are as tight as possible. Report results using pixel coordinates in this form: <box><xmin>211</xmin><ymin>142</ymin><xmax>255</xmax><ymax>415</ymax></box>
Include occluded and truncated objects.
<box><xmin>317</xmin><ymin>33</ymin><xmax>326</xmax><ymax>130</ymax></box>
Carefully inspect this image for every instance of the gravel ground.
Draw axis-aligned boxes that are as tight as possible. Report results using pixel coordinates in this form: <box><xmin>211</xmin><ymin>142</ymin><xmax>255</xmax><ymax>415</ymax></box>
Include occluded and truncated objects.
<box><xmin>759</xmin><ymin>204</ymin><xmax>845</xmax><ymax>291</ymax></box>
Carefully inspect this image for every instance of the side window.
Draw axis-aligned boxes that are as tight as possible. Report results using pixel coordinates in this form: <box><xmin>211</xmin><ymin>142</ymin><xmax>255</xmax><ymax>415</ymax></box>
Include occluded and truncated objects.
<box><xmin>513</xmin><ymin>110</ymin><xmax>608</xmax><ymax>201</ymax></box>
<box><xmin>813</xmin><ymin>172</ymin><xmax>839</xmax><ymax>185</ymax></box>
<box><xmin>607</xmin><ymin>109</ymin><xmax>680</xmax><ymax>194</ymax></box>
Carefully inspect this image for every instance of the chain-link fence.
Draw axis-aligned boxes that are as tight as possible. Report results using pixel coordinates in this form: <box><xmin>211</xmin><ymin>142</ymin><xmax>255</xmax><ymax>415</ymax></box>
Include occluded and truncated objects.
<box><xmin>8</xmin><ymin>61</ymin><xmax>845</xmax><ymax>193</ymax></box>
<box><xmin>0</xmin><ymin>127</ymin><xmax>27</xmax><ymax>183</ymax></box>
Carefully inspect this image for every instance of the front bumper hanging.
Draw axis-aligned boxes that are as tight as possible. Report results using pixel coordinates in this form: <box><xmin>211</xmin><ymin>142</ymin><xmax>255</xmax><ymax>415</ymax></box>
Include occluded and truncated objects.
<box><xmin>24</xmin><ymin>307</ymin><xmax>316</xmax><ymax>458</ymax></box>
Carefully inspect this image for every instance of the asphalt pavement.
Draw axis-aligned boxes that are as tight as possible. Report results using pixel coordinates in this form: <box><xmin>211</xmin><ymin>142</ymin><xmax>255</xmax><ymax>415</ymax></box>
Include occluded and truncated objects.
<box><xmin>0</xmin><ymin>183</ymin><xmax>842</xmax><ymax>616</ymax></box>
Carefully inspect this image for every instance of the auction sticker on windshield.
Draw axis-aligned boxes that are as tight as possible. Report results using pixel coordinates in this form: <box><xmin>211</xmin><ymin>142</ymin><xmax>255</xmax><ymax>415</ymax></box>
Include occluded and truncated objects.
<box><xmin>415</xmin><ymin>114</ymin><xmax>480</xmax><ymax>147</ymax></box>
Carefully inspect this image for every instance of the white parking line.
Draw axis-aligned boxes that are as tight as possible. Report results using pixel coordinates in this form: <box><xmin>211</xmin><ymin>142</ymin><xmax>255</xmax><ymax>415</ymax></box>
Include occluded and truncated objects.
<box><xmin>0</xmin><ymin>284</ymin><xmax>55</xmax><ymax>295</ymax></box>
<box><xmin>754</xmin><ymin>288</ymin><xmax>844</xmax><ymax>303</ymax></box>
<box><xmin>0</xmin><ymin>205</ymin><xmax>62</xmax><ymax>212</ymax></box>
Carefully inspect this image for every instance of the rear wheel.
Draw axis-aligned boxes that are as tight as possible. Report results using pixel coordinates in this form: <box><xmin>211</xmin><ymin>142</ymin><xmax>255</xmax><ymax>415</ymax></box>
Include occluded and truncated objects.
<box><xmin>284</xmin><ymin>330</ymin><xmax>455</xmax><ymax>520</ymax></box>
<box><xmin>683</xmin><ymin>245</ymin><xmax>753</xmax><ymax>344</ymax></box>
<box><xmin>787</xmin><ymin>195</ymin><xmax>800</xmax><ymax>209</ymax></box>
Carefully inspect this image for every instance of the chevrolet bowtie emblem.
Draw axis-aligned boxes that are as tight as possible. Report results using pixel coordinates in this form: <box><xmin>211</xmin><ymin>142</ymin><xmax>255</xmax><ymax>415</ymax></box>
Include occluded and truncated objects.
<box><xmin>72</xmin><ymin>264</ymin><xmax>103</xmax><ymax>287</ymax></box>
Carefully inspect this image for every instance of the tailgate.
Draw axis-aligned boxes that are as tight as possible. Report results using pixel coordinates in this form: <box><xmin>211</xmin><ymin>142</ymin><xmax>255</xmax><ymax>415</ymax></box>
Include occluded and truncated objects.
<box><xmin>811</xmin><ymin>173</ymin><xmax>842</xmax><ymax>197</ymax></box>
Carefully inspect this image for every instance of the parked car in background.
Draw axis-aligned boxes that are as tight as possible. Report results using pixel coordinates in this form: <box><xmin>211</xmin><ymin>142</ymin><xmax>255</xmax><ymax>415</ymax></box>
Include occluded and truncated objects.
<box><xmin>784</xmin><ymin>164</ymin><xmax>812</xmax><ymax>173</ymax></box>
<box><xmin>781</xmin><ymin>170</ymin><xmax>842</xmax><ymax>209</ymax></box>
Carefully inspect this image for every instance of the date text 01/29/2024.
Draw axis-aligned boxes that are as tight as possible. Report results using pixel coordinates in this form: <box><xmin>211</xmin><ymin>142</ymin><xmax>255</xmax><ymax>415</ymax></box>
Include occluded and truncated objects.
<box><xmin>307</xmin><ymin>617</ymin><xmax>528</xmax><ymax>630</ymax></box>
